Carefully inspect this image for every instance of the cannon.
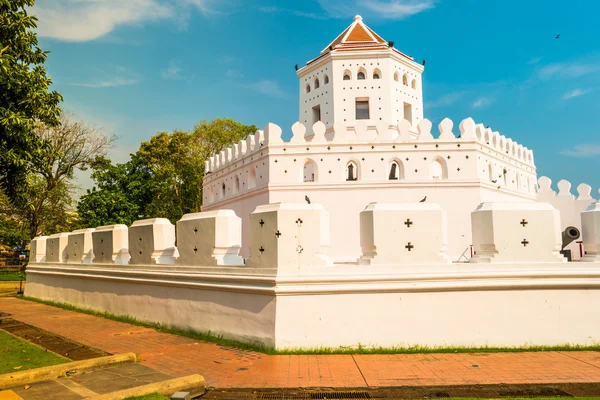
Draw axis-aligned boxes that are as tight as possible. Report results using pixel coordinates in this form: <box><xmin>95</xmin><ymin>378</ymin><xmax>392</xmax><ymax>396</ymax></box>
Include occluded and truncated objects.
<box><xmin>560</xmin><ymin>226</ymin><xmax>581</xmax><ymax>261</ymax></box>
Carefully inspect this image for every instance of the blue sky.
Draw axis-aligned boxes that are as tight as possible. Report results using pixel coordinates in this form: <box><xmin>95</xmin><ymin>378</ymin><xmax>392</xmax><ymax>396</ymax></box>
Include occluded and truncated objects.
<box><xmin>32</xmin><ymin>0</ymin><xmax>600</xmax><ymax>194</ymax></box>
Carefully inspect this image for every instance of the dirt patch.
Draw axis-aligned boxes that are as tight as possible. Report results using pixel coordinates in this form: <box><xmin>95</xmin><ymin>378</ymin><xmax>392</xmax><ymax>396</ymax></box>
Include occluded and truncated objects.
<box><xmin>0</xmin><ymin>318</ymin><xmax>109</xmax><ymax>361</ymax></box>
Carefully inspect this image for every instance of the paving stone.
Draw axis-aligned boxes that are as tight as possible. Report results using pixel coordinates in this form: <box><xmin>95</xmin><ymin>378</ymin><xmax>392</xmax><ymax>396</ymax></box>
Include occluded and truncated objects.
<box><xmin>3</xmin><ymin>297</ymin><xmax>600</xmax><ymax>390</ymax></box>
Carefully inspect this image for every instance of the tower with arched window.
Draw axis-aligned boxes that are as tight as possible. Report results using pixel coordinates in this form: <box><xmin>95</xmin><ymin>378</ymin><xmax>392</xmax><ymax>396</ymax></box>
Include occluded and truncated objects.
<box><xmin>297</xmin><ymin>15</ymin><xmax>424</xmax><ymax>131</ymax></box>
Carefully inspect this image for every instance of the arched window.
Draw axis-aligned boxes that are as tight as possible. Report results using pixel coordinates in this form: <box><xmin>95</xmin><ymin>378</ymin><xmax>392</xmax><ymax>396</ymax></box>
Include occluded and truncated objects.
<box><xmin>388</xmin><ymin>160</ymin><xmax>404</xmax><ymax>180</ymax></box>
<box><xmin>248</xmin><ymin>168</ymin><xmax>257</xmax><ymax>189</ymax></box>
<box><xmin>402</xmin><ymin>74</ymin><xmax>408</xmax><ymax>85</ymax></box>
<box><xmin>346</xmin><ymin>161</ymin><xmax>358</xmax><ymax>181</ymax></box>
<box><xmin>233</xmin><ymin>176</ymin><xmax>240</xmax><ymax>194</ymax></box>
<box><xmin>221</xmin><ymin>182</ymin><xmax>226</xmax><ymax>198</ymax></box>
<box><xmin>373</xmin><ymin>69</ymin><xmax>381</xmax><ymax>79</ymax></box>
<box><xmin>430</xmin><ymin>158</ymin><xmax>448</xmax><ymax>180</ymax></box>
<box><xmin>314</xmin><ymin>78</ymin><xmax>320</xmax><ymax>89</ymax></box>
<box><xmin>411</xmin><ymin>79</ymin><xmax>416</xmax><ymax>89</ymax></box>
<box><xmin>324</xmin><ymin>74</ymin><xmax>329</xmax><ymax>84</ymax></box>
<box><xmin>343</xmin><ymin>70</ymin><xmax>352</xmax><ymax>80</ymax></box>
<box><xmin>394</xmin><ymin>72</ymin><xmax>399</xmax><ymax>82</ymax></box>
<box><xmin>303</xmin><ymin>160</ymin><xmax>317</xmax><ymax>182</ymax></box>
<box><xmin>488</xmin><ymin>164</ymin><xmax>494</xmax><ymax>182</ymax></box>
<box><xmin>357</xmin><ymin>70</ymin><xmax>366</xmax><ymax>80</ymax></box>
<box><xmin>306</xmin><ymin>84</ymin><xmax>311</xmax><ymax>93</ymax></box>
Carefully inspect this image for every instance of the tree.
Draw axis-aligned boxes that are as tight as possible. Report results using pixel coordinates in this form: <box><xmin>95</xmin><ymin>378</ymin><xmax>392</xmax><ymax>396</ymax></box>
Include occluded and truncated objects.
<box><xmin>77</xmin><ymin>118</ymin><xmax>256</xmax><ymax>227</ymax></box>
<box><xmin>77</xmin><ymin>188</ymin><xmax>139</xmax><ymax>228</ymax></box>
<box><xmin>18</xmin><ymin>114</ymin><xmax>114</xmax><ymax>238</ymax></box>
<box><xmin>0</xmin><ymin>0</ymin><xmax>63</xmax><ymax>202</ymax></box>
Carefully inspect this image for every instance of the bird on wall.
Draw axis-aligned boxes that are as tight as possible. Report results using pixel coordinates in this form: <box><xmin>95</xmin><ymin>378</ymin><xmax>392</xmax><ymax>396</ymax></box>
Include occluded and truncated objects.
<box><xmin>305</xmin><ymin>195</ymin><xmax>311</xmax><ymax>204</ymax></box>
<box><xmin>555</xmin><ymin>34</ymin><xmax>561</xmax><ymax>39</ymax></box>
<box><xmin>419</xmin><ymin>196</ymin><xmax>427</xmax><ymax>203</ymax></box>
<box><xmin>295</xmin><ymin>64</ymin><xmax>299</xmax><ymax>71</ymax></box>
<box><xmin>422</xmin><ymin>59</ymin><xmax>426</xmax><ymax>66</ymax></box>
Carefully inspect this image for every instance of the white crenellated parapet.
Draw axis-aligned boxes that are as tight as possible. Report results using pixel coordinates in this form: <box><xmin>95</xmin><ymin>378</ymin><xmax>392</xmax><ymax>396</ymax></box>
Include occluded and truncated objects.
<box><xmin>66</xmin><ymin>228</ymin><xmax>95</xmax><ymax>264</ymax></box>
<box><xmin>203</xmin><ymin>117</ymin><xmax>535</xmax><ymax>179</ymax></box>
<box><xmin>358</xmin><ymin>203</ymin><xmax>451</xmax><ymax>265</ymax></box>
<box><xmin>128</xmin><ymin>218</ymin><xmax>177</xmax><ymax>265</ymax></box>
<box><xmin>29</xmin><ymin>236</ymin><xmax>48</xmax><ymax>263</ymax></box>
<box><xmin>470</xmin><ymin>202</ymin><xmax>565</xmax><ymax>263</ymax></box>
<box><xmin>537</xmin><ymin>176</ymin><xmax>597</xmax><ymax>260</ymax></box>
<box><xmin>176</xmin><ymin>210</ymin><xmax>244</xmax><ymax>266</ymax></box>
<box><xmin>581</xmin><ymin>202</ymin><xmax>600</xmax><ymax>262</ymax></box>
<box><xmin>245</xmin><ymin>203</ymin><xmax>332</xmax><ymax>271</ymax></box>
<box><xmin>92</xmin><ymin>224</ymin><xmax>130</xmax><ymax>265</ymax></box>
<box><xmin>46</xmin><ymin>233</ymin><xmax>70</xmax><ymax>263</ymax></box>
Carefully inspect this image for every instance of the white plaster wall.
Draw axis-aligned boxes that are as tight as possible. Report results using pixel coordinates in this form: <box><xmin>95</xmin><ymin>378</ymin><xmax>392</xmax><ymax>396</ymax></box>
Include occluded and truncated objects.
<box><xmin>201</xmin><ymin>190</ymin><xmax>270</xmax><ymax>258</ymax></box>
<box><xmin>299</xmin><ymin>60</ymin><xmax>335</xmax><ymax>129</ymax></box>
<box><xmin>271</xmin><ymin>185</ymin><xmax>484</xmax><ymax>261</ymax></box>
<box><xmin>275</xmin><ymin>288</ymin><xmax>600</xmax><ymax>349</ymax></box>
<box><xmin>25</xmin><ymin>262</ymin><xmax>600</xmax><ymax>350</ymax></box>
<box><xmin>24</xmin><ymin>268</ymin><xmax>277</xmax><ymax>346</ymax></box>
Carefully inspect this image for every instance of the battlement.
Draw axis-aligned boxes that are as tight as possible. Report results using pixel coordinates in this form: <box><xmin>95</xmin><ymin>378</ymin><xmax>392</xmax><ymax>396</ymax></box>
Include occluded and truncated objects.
<box><xmin>202</xmin><ymin>118</ymin><xmax>537</xmax><ymax>209</ymax></box>
<box><xmin>29</xmin><ymin>199</ymin><xmax>600</xmax><ymax>268</ymax></box>
<box><xmin>205</xmin><ymin>118</ymin><xmax>534</xmax><ymax>176</ymax></box>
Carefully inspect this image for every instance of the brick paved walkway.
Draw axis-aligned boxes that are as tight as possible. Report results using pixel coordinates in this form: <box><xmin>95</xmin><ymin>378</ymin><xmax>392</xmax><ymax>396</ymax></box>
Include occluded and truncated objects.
<box><xmin>1</xmin><ymin>298</ymin><xmax>599</xmax><ymax>388</ymax></box>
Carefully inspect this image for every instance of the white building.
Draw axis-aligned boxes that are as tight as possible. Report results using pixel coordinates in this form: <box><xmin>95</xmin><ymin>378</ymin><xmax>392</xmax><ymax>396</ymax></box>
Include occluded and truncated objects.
<box><xmin>201</xmin><ymin>16</ymin><xmax>537</xmax><ymax>261</ymax></box>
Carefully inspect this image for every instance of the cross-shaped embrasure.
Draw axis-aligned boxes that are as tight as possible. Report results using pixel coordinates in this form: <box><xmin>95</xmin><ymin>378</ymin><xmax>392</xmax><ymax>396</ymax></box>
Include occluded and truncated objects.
<box><xmin>193</xmin><ymin>227</ymin><xmax>198</xmax><ymax>233</ymax></box>
<box><xmin>259</xmin><ymin>246</ymin><xmax>265</xmax><ymax>253</ymax></box>
<box><xmin>404</xmin><ymin>219</ymin><xmax>413</xmax><ymax>227</ymax></box>
<box><xmin>193</xmin><ymin>246</ymin><xmax>198</xmax><ymax>253</ymax></box>
<box><xmin>296</xmin><ymin>218</ymin><xmax>303</xmax><ymax>225</ymax></box>
<box><xmin>259</xmin><ymin>219</ymin><xmax>265</xmax><ymax>227</ymax></box>
<box><xmin>520</xmin><ymin>219</ymin><xmax>528</xmax><ymax>227</ymax></box>
<box><xmin>405</xmin><ymin>242</ymin><xmax>414</xmax><ymax>251</ymax></box>
<box><xmin>275</xmin><ymin>230</ymin><xmax>282</xmax><ymax>238</ymax></box>
<box><xmin>521</xmin><ymin>239</ymin><xmax>529</xmax><ymax>247</ymax></box>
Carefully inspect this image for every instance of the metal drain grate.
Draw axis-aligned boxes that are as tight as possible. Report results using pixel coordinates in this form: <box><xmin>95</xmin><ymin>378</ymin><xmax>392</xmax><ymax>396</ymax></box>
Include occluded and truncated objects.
<box><xmin>256</xmin><ymin>394</ymin><xmax>309</xmax><ymax>400</ymax></box>
<box><xmin>498</xmin><ymin>388</ymin><xmax>573</xmax><ymax>398</ymax></box>
<box><xmin>256</xmin><ymin>392</ymin><xmax>371</xmax><ymax>400</ymax></box>
<box><xmin>425</xmin><ymin>392</ymin><xmax>451</xmax><ymax>398</ymax></box>
<box><xmin>310</xmin><ymin>392</ymin><xmax>371</xmax><ymax>399</ymax></box>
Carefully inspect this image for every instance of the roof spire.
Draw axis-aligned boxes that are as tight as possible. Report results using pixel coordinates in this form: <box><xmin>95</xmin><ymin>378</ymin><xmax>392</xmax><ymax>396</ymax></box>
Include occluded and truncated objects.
<box><xmin>354</xmin><ymin>15</ymin><xmax>362</xmax><ymax>21</ymax></box>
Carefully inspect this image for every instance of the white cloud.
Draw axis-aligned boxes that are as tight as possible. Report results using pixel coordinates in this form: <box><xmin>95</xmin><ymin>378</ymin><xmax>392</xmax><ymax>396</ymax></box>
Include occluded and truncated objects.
<box><xmin>70</xmin><ymin>66</ymin><xmax>142</xmax><ymax>88</ymax></box>
<box><xmin>425</xmin><ymin>91</ymin><xmax>466</xmax><ymax>109</ymax></box>
<box><xmin>226</xmin><ymin>69</ymin><xmax>244</xmax><ymax>79</ymax></box>
<box><xmin>258</xmin><ymin>6</ymin><xmax>326</xmax><ymax>19</ymax></box>
<box><xmin>527</xmin><ymin>57</ymin><xmax>542</xmax><ymax>65</ymax></box>
<box><xmin>243</xmin><ymin>80</ymin><xmax>287</xmax><ymax>98</ymax></box>
<box><xmin>32</xmin><ymin>0</ymin><xmax>225</xmax><ymax>42</ymax></box>
<box><xmin>359</xmin><ymin>0</ymin><xmax>434</xmax><ymax>19</ymax></box>
<box><xmin>472</xmin><ymin>96</ymin><xmax>495</xmax><ymax>109</ymax></box>
<box><xmin>316</xmin><ymin>0</ymin><xmax>434</xmax><ymax>19</ymax></box>
<box><xmin>560</xmin><ymin>144</ymin><xmax>600</xmax><ymax>158</ymax></box>
<box><xmin>538</xmin><ymin>62</ymin><xmax>600</xmax><ymax>80</ymax></box>
<box><xmin>161</xmin><ymin>61</ymin><xmax>183</xmax><ymax>80</ymax></box>
<box><xmin>563</xmin><ymin>88</ymin><xmax>592</xmax><ymax>100</ymax></box>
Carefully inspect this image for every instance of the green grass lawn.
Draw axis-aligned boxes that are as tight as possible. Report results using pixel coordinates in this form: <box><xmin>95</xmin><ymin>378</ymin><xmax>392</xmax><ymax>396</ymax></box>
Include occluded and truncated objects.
<box><xmin>0</xmin><ymin>272</ymin><xmax>26</xmax><ymax>281</ymax></box>
<box><xmin>123</xmin><ymin>394</ymin><xmax>169</xmax><ymax>400</ymax></box>
<box><xmin>0</xmin><ymin>329</ymin><xmax>68</xmax><ymax>374</ymax></box>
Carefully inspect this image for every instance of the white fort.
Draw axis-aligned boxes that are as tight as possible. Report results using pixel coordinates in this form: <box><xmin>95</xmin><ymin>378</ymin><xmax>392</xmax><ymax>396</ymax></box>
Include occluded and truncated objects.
<box><xmin>25</xmin><ymin>16</ymin><xmax>600</xmax><ymax>350</ymax></box>
<box><xmin>202</xmin><ymin>16</ymin><xmax>537</xmax><ymax>261</ymax></box>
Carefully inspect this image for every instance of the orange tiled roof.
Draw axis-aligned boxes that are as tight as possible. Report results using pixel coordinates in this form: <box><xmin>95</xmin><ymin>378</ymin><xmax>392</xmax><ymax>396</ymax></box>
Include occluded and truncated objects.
<box><xmin>346</xmin><ymin>23</ymin><xmax>374</xmax><ymax>42</ymax></box>
<box><xmin>307</xmin><ymin>15</ymin><xmax>412</xmax><ymax>65</ymax></box>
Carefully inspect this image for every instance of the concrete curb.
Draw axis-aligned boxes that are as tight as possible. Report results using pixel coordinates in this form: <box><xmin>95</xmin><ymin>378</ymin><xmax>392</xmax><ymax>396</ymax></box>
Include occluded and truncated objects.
<box><xmin>0</xmin><ymin>353</ymin><xmax>137</xmax><ymax>389</ymax></box>
<box><xmin>87</xmin><ymin>374</ymin><xmax>206</xmax><ymax>400</ymax></box>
